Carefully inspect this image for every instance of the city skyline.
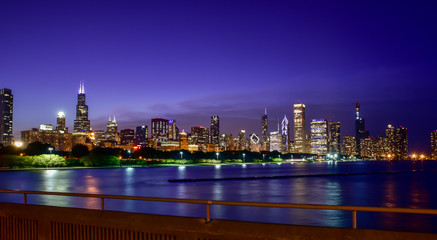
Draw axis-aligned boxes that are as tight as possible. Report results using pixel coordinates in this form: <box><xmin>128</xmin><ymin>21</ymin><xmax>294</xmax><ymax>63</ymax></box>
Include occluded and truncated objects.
<box><xmin>2</xmin><ymin>1</ymin><xmax>437</xmax><ymax>153</ymax></box>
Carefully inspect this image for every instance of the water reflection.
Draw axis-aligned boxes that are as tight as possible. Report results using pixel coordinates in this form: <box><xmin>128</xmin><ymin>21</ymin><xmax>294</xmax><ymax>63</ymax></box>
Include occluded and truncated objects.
<box><xmin>1</xmin><ymin>161</ymin><xmax>437</xmax><ymax>232</ymax></box>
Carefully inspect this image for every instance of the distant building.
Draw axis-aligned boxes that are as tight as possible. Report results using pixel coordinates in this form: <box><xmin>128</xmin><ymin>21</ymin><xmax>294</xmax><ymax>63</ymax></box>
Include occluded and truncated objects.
<box><xmin>168</xmin><ymin>119</ymin><xmax>178</xmax><ymax>141</ymax></box>
<box><xmin>431</xmin><ymin>130</ymin><xmax>437</xmax><ymax>160</ymax></box>
<box><xmin>328</xmin><ymin>122</ymin><xmax>341</xmax><ymax>154</ymax></box>
<box><xmin>219</xmin><ymin>133</ymin><xmax>231</xmax><ymax>151</ymax></box>
<box><xmin>293</xmin><ymin>103</ymin><xmax>306</xmax><ymax>153</ymax></box>
<box><xmin>210</xmin><ymin>115</ymin><xmax>220</xmax><ymax>145</ymax></box>
<box><xmin>74</xmin><ymin>81</ymin><xmax>90</xmax><ymax>134</ymax></box>
<box><xmin>355</xmin><ymin>103</ymin><xmax>369</xmax><ymax>155</ymax></box>
<box><xmin>135</xmin><ymin>125</ymin><xmax>148</xmax><ymax>147</ymax></box>
<box><xmin>342</xmin><ymin>136</ymin><xmax>357</xmax><ymax>156</ymax></box>
<box><xmin>191</xmin><ymin>126</ymin><xmax>209</xmax><ymax>151</ymax></box>
<box><xmin>249</xmin><ymin>133</ymin><xmax>261</xmax><ymax>152</ymax></box>
<box><xmin>56</xmin><ymin>112</ymin><xmax>67</xmax><ymax>132</ymax></box>
<box><xmin>106</xmin><ymin>116</ymin><xmax>118</xmax><ymax>142</ymax></box>
<box><xmin>394</xmin><ymin>126</ymin><xmax>408</xmax><ymax>160</ymax></box>
<box><xmin>360</xmin><ymin>137</ymin><xmax>377</xmax><ymax>158</ymax></box>
<box><xmin>238</xmin><ymin>130</ymin><xmax>246</xmax><ymax>151</ymax></box>
<box><xmin>310</xmin><ymin>119</ymin><xmax>328</xmax><ymax>155</ymax></box>
<box><xmin>261</xmin><ymin>108</ymin><xmax>269</xmax><ymax>151</ymax></box>
<box><xmin>0</xmin><ymin>88</ymin><xmax>13</xmax><ymax>146</ymax></box>
<box><xmin>151</xmin><ymin>118</ymin><xmax>169</xmax><ymax>144</ymax></box>
<box><xmin>120</xmin><ymin>129</ymin><xmax>135</xmax><ymax>145</ymax></box>
<box><xmin>281</xmin><ymin>115</ymin><xmax>289</xmax><ymax>153</ymax></box>
<box><xmin>179</xmin><ymin>130</ymin><xmax>188</xmax><ymax>150</ymax></box>
<box><xmin>270</xmin><ymin>124</ymin><xmax>281</xmax><ymax>152</ymax></box>
<box><xmin>21</xmin><ymin>113</ymin><xmax>73</xmax><ymax>151</ymax></box>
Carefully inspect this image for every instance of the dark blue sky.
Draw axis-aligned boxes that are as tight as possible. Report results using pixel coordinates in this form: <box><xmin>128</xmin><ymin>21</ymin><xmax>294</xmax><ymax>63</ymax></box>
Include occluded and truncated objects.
<box><xmin>1</xmin><ymin>1</ymin><xmax>436</xmax><ymax>153</ymax></box>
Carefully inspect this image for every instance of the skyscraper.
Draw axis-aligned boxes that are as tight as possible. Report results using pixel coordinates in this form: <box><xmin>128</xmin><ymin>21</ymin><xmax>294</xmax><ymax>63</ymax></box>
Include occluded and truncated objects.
<box><xmin>151</xmin><ymin>118</ymin><xmax>169</xmax><ymax>143</ymax></box>
<box><xmin>238</xmin><ymin>130</ymin><xmax>246</xmax><ymax>150</ymax></box>
<box><xmin>120</xmin><ymin>129</ymin><xmax>135</xmax><ymax>145</ymax></box>
<box><xmin>261</xmin><ymin>108</ymin><xmax>269</xmax><ymax>151</ymax></box>
<box><xmin>394</xmin><ymin>126</ymin><xmax>408</xmax><ymax>160</ymax></box>
<box><xmin>135</xmin><ymin>125</ymin><xmax>148</xmax><ymax>147</ymax></box>
<box><xmin>56</xmin><ymin>112</ymin><xmax>67</xmax><ymax>132</ymax></box>
<box><xmin>281</xmin><ymin>115</ymin><xmax>289</xmax><ymax>153</ymax></box>
<box><xmin>0</xmin><ymin>88</ymin><xmax>13</xmax><ymax>146</ymax></box>
<box><xmin>210</xmin><ymin>115</ymin><xmax>220</xmax><ymax>145</ymax></box>
<box><xmin>355</xmin><ymin>103</ymin><xmax>368</xmax><ymax>154</ymax></box>
<box><xmin>106</xmin><ymin>116</ymin><xmax>118</xmax><ymax>142</ymax></box>
<box><xmin>74</xmin><ymin>81</ymin><xmax>90</xmax><ymax>134</ymax></box>
<box><xmin>328</xmin><ymin>122</ymin><xmax>341</xmax><ymax>154</ymax></box>
<box><xmin>191</xmin><ymin>126</ymin><xmax>209</xmax><ymax>146</ymax></box>
<box><xmin>342</xmin><ymin>136</ymin><xmax>357</xmax><ymax>156</ymax></box>
<box><xmin>293</xmin><ymin>103</ymin><xmax>306</xmax><ymax>153</ymax></box>
<box><xmin>310</xmin><ymin>119</ymin><xmax>328</xmax><ymax>155</ymax></box>
<box><xmin>431</xmin><ymin>130</ymin><xmax>437</xmax><ymax>160</ymax></box>
<box><xmin>168</xmin><ymin>119</ymin><xmax>178</xmax><ymax>141</ymax></box>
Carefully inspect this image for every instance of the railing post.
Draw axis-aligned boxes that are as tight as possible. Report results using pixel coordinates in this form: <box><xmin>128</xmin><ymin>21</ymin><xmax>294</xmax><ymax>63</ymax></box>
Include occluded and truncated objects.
<box><xmin>352</xmin><ymin>210</ymin><xmax>357</xmax><ymax>229</ymax></box>
<box><xmin>24</xmin><ymin>193</ymin><xmax>27</xmax><ymax>204</ymax></box>
<box><xmin>206</xmin><ymin>200</ymin><xmax>212</xmax><ymax>222</ymax></box>
<box><xmin>101</xmin><ymin>197</ymin><xmax>105</xmax><ymax>210</ymax></box>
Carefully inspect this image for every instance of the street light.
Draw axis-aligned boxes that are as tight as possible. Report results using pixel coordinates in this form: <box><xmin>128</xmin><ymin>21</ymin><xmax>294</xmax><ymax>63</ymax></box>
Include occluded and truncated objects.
<box><xmin>48</xmin><ymin>147</ymin><xmax>54</xmax><ymax>169</ymax></box>
<box><xmin>262</xmin><ymin>154</ymin><xmax>265</xmax><ymax>162</ymax></box>
<box><xmin>216</xmin><ymin>152</ymin><xmax>219</xmax><ymax>160</ymax></box>
<box><xmin>242</xmin><ymin>153</ymin><xmax>246</xmax><ymax>163</ymax></box>
<box><xmin>180</xmin><ymin>151</ymin><xmax>183</xmax><ymax>159</ymax></box>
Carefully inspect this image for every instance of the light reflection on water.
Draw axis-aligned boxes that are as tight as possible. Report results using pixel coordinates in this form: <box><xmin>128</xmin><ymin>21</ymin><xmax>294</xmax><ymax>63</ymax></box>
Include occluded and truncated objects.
<box><xmin>1</xmin><ymin>161</ymin><xmax>437</xmax><ymax>232</ymax></box>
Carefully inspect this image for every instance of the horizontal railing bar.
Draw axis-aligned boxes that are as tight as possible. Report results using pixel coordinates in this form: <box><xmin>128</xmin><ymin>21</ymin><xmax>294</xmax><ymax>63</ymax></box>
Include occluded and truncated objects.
<box><xmin>1</xmin><ymin>189</ymin><xmax>437</xmax><ymax>216</ymax></box>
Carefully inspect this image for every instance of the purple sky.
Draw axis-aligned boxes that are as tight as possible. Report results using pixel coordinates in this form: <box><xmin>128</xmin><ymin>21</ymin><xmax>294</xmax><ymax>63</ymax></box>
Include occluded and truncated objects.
<box><xmin>1</xmin><ymin>1</ymin><xmax>437</xmax><ymax>153</ymax></box>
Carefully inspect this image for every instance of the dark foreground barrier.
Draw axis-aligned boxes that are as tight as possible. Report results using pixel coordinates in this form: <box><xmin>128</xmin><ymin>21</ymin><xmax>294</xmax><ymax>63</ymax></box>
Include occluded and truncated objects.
<box><xmin>1</xmin><ymin>189</ymin><xmax>437</xmax><ymax>239</ymax></box>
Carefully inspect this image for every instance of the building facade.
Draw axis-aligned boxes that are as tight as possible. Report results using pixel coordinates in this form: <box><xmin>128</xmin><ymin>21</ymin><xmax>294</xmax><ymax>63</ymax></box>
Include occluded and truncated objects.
<box><xmin>135</xmin><ymin>125</ymin><xmax>148</xmax><ymax>147</ymax></box>
<box><xmin>151</xmin><ymin>118</ymin><xmax>169</xmax><ymax>144</ymax></box>
<box><xmin>281</xmin><ymin>115</ymin><xmax>289</xmax><ymax>153</ymax></box>
<box><xmin>310</xmin><ymin>119</ymin><xmax>328</xmax><ymax>155</ymax></box>
<box><xmin>342</xmin><ymin>136</ymin><xmax>357</xmax><ymax>156</ymax></box>
<box><xmin>0</xmin><ymin>88</ymin><xmax>13</xmax><ymax>146</ymax></box>
<box><xmin>328</xmin><ymin>122</ymin><xmax>341</xmax><ymax>154</ymax></box>
<box><xmin>210</xmin><ymin>115</ymin><xmax>220</xmax><ymax>146</ymax></box>
<box><xmin>431</xmin><ymin>130</ymin><xmax>437</xmax><ymax>160</ymax></box>
<box><xmin>261</xmin><ymin>108</ymin><xmax>269</xmax><ymax>151</ymax></box>
<box><xmin>293</xmin><ymin>103</ymin><xmax>306</xmax><ymax>153</ymax></box>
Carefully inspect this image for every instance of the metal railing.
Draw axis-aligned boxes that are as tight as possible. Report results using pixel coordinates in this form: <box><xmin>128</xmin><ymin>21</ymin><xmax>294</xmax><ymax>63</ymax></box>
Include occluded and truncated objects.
<box><xmin>2</xmin><ymin>189</ymin><xmax>437</xmax><ymax>229</ymax></box>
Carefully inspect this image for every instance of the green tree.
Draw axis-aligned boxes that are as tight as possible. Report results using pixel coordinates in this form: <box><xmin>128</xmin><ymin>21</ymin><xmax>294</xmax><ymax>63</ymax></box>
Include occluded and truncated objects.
<box><xmin>80</xmin><ymin>147</ymin><xmax>120</xmax><ymax>166</ymax></box>
<box><xmin>71</xmin><ymin>144</ymin><xmax>90</xmax><ymax>158</ymax></box>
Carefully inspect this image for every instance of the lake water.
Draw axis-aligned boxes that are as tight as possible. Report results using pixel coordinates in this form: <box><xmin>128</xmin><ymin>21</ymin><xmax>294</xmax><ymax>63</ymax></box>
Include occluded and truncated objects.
<box><xmin>1</xmin><ymin>160</ymin><xmax>437</xmax><ymax>233</ymax></box>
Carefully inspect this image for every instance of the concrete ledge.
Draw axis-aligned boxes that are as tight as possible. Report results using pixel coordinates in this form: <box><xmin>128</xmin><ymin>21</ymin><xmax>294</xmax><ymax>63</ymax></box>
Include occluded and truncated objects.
<box><xmin>1</xmin><ymin>202</ymin><xmax>436</xmax><ymax>240</ymax></box>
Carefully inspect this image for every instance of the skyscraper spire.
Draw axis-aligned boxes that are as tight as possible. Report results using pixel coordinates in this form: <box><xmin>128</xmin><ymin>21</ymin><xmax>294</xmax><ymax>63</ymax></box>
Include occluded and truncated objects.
<box><xmin>79</xmin><ymin>80</ymin><xmax>85</xmax><ymax>94</ymax></box>
<box><xmin>265</xmin><ymin>107</ymin><xmax>267</xmax><ymax>115</ymax></box>
<box><xmin>113</xmin><ymin>115</ymin><xmax>116</xmax><ymax>122</ymax></box>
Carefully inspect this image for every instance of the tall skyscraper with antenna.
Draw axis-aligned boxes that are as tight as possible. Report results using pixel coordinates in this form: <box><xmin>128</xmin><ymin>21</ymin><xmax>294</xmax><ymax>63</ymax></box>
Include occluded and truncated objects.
<box><xmin>261</xmin><ymin>108</ymin><xmax>269</xmax><ymax>151</ymax></box>
<box><xmin>0</xmin><ymin>88</ymin><xmax>13</xmax><ymax>146</ymax></box>
<box><xmin>74</xmin><ymin>81</ymin><xmax>90</xmax><ymax>134</ymax></box>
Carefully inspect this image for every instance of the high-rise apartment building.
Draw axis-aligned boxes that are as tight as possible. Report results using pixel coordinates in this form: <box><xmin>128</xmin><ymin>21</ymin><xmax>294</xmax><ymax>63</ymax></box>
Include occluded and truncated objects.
<box><xmin>342</xmin><ymin>136</ymin><xmax>357</xmax><ymax>156</ymax></box>
<box><xmin>135</xmin><ymin>125</ymin><xmax>148</xmax><ymax>146</ymax></box>
<box><xmin>431</xmin><ymin>130</ymin><xmax>437</xmax><ymax>159</ymax></box>
<box><xmin>394</xmin><ymin>126</ymin><xmax>408</xmax><ymax>160</ymax></box>
<box><xmin>328</xmin><ymin>122</ymin><xmax>341</xmax><ymax>154</ymax></box>
<box><xmin>0</xmin><ymin>88</ymin><xmax>13</xmax><ymax>146</ymax></box>
<box><xmin>355</xmin><ymin>103</ymin><xmax>369</xmax><ymax>154</ymax></box>
<box><xmin>261</xmin><ymin>108</ymin><xmax>269</xmax><ymax>151</ymax></box>
<box><xmin>151</xmin><ymin>118</ymin><xmax>169</xmax><ymax>143</ymax></box>
<box><xmin>249</xmin><ymin>133</ymin><xmax>260</xmax><ymax>152</ymax></box>
<box><xmin>385</xmin><ymin>124</ymin><xmax>396</xmax><ymax>157</ymax></box>
<box><xmin>310</xmin><ymin>119</ymin><xmax>328</xmax><ymax>155</ymax></box>
<box><xmin>293</xmin><ymin>103</ymin><xmax>306</xmax><ymax>153</ymax></box>
<box><xmin>360</xmin><ymin>137</ymin><xmax>377</xmax><ymax>158</ymax></box>
<box><xmin>74</xmin><ymin>81</ymin><xmax>90</xmax><ymax>134</ymax></box>
<box><xmin>210</xmin><ymin>115</ymin><xmax>220</xmax><ymax>145</ymax></box>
